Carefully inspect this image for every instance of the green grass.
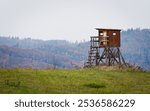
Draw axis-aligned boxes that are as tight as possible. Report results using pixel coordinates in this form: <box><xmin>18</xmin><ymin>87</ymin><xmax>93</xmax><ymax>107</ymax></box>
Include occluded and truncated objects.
<box><xmin>0</xmin><ymin>67</ymin><xmax>150</xmax><ymax>94</ymax></box>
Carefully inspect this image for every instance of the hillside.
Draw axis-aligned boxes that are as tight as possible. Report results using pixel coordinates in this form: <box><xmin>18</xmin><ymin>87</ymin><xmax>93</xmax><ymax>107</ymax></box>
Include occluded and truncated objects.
<box><xmin>0</xmin><ymin>45</ymin><xmax>80</xmax><ymax>69</ymax></box>
<box><xmin>0</xmin><ymin>28</ymin><xmax>150</xmax><ymax>71</ymax></box>
<box><xmin>0</xmin><ymin>68</ymin><xmax>150</xmax><ymax>94</ymax></box>
<box><xmin>121</xmin><ymin>28</ymin><xmax>150</xmax><ymax>71</ymax></box>
<box><xmin>0</xmin><ymin>38</ymin><xmax>88</xmax><ymax>69</ymax></box>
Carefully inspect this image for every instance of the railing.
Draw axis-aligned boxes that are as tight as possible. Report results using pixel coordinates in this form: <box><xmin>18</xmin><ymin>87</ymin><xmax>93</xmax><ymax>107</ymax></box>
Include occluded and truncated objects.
<box><xmin>90</xmin><ymin>36</ymin><xmax>110</xmax><ymax>47</ymax></box>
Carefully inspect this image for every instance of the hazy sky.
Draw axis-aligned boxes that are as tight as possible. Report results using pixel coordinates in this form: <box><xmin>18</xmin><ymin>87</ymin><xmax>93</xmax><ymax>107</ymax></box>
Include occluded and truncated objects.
<box><xmin>0</xmin><ymin>0</ymin><xmax>150</xmax><ymax>41</ymax></box>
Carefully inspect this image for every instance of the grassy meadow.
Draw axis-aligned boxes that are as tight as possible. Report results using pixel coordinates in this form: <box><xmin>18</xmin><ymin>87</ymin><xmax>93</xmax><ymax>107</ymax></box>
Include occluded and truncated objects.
<box><xmin>0</xmin><ymin>67</ymin><xmax>150</xmax><ymax>94</ymax></box>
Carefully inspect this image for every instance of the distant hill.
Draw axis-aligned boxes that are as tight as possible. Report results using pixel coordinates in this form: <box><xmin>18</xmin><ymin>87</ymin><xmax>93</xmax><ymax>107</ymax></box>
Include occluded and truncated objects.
<box><xmin>0</xmin><ymin>28</ymin><xmax>150</xmax><ymax>71</ymax></box>
<box><xmin>0</xmin><ymin>38</ymin><xmax>87</xmax><ymax>69</ymax></box>
<box><xmin>0</xmin><ymin>45</ymin><xmax>79</xmax><ymax>69</ymax></box>
<box><xmin>121</xmin><ymin>28</ymin><xmax>150</xmax><ymax>71</ymax></box>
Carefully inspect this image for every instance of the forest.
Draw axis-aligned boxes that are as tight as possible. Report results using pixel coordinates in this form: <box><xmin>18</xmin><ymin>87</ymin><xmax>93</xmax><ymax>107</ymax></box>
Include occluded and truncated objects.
<box><xmin>0</xmin><ymin>28</ymin><xmax>150</xmax><ymax>71</ymax></box>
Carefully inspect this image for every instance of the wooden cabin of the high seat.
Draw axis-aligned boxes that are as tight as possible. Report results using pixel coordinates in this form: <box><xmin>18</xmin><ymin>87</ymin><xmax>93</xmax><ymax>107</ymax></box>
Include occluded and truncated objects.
<box><xmin>96</xmin><ymin>28</ymin><xmax>121</xmax><ymax>47</ymax></box>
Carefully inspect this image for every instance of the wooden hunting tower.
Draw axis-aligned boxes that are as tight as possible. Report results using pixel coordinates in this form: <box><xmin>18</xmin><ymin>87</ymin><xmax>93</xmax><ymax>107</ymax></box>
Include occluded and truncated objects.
<box><xmin>85</xmin><ymin>28</ymin><xmax>126</xmax><ymax>67</ymax></box>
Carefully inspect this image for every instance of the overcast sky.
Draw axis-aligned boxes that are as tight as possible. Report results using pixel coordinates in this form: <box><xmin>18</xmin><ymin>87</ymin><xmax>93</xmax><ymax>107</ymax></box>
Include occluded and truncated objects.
<box><xmin>0</xmin><ymin>0</ymin><xmax>150</xmax><ymax>41</ymax></box>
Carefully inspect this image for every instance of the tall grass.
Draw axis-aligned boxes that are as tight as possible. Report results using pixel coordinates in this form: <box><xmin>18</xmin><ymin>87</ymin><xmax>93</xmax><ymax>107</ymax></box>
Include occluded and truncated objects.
<box><xmin>0</xmin><ymin>68</ymin><xmax>150</xmax><ymax>94</ymax></box>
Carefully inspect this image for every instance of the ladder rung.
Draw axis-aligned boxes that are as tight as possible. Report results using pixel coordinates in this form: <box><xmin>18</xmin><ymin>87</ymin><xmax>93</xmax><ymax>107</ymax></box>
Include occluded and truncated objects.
<box><xmin>87</xmin><ymin>62</ymin><xmax>92</xmax><ymax>63</ymax></box>
<box><xmin>89</xmin><ymin>55</ymin><xmax>96</xmax><ymax>57</ymax></box>
<box><xmin>89</xmin><ymin>52</ymin><xmax>96</xmax><ymax>54</ymax></box>
<box><xmin>90</xmin><ymin>50</ymin><xmax>97</xmax><ymax>51</ymax></box>
<box><xmin>91</xmin><ymin>46</ymin><xmax>99</xmax><ymax>48</ymax></box>
<box><xmin>88</xmin><ymin>59</ymin><xmax>95</xmax><ymax>61</ymax></box>
<box><xmin>91</xmin><ymin>40</ymin><xmax>99</xmax><ymax>42</ymax></box>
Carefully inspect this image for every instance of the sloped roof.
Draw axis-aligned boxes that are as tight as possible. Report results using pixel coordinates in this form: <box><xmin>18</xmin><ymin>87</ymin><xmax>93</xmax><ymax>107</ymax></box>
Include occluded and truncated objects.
<box><xmin>95</xmin><ymin>28</ymin><xmax>121</xmax><ymax>31</ymax></box>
